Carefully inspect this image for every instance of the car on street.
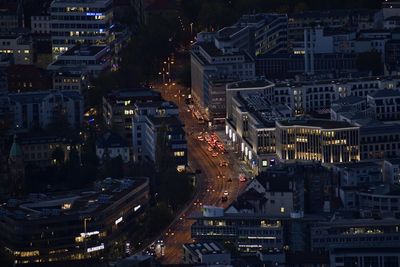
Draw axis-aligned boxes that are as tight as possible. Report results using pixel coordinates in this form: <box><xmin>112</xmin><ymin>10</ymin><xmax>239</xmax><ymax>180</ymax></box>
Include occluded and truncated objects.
<box><xmin>223</xmin><ymin>190</ymin><xmax>229</xmax><ymax>196</ymax></box>
<box><xmin>239</xmin><ymin>174</ymin><xmax>247</xmax><ymax>182</ymax></box>
<box><xmin>219</xmin><ymin>161</ymin><xmax>228</xmax><ymax>167</ymax></box>
<box><xmin>212</xmin><ymin>152</ymin><xmax>219</xmax><ymax>157</ymax></box>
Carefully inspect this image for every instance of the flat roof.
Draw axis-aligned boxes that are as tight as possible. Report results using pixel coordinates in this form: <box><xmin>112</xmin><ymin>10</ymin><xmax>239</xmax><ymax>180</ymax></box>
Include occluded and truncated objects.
<box><xmin>227</xmin><ymin>79</ymin><xmax>273</xmax><ymax>89</ymax></box>
<box><xmin>62</xmin><ymin>45</ymin><xmax>107</xmax><ymax>57</ymax></box>
<box><xmin>278</xmin><ymin>119</ymin><xmax>357</xmax><ymax>129</ymax></box>
<box><xmin>369</xmin><ymin>89</ymin><xmax>400</xmax><ymax>98</ymax></box>
<box><xmin>1</xmin><ymin>177</ymin><xmax>148</xmax><ymax>221</ymax></box>
<box><xmin>183</xmin><ymin>242</ymin><xmax>226</xmax><ymax>255</ymax></box>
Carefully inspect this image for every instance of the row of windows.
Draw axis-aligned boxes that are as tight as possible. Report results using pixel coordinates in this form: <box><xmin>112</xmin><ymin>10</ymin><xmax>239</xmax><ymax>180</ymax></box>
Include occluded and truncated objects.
<box><xmin>51</xmin><ymin>23</ymin><xmax>107</xmax><ymax>29</ymax></box>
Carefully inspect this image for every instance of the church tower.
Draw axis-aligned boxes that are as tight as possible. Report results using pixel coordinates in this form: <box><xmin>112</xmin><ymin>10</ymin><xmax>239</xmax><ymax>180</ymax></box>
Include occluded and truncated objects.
<box><xmin>8</xmin><ymin>135</ymin><xmax>25</xmax><ymax>196</ymax></box>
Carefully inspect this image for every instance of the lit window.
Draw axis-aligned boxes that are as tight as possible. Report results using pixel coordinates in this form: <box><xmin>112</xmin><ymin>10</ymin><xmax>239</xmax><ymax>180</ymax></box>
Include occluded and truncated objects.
<box><xmin>262</xmin><ymin>160</ymin><xmax>268</xmax><ymax>167</ymax></box>
<box><xmin>280</xmin><ymin>207</ymin><xmax>285</xmax><ymax>213</ymax></box>
<box><xmin>174</xmin><ymin>151</ymin><xmax>185</xmax><ymax>157</ymax></box>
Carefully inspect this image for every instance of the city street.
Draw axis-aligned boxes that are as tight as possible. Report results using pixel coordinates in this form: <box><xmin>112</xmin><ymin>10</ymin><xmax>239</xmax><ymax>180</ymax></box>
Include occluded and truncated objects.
<box><xmin>148</xmin><ymin>83</ymin><xmax>250</xmax><ymax>264</ymax></box>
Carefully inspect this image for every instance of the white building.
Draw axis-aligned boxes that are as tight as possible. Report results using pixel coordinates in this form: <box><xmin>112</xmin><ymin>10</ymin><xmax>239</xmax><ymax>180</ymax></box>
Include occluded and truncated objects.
<box><xmin>131</xmin><ymin>101</ymin><xmax>187</xmax><ymax>171</ymax></box>
<box><xmin>225</xmin><ymin>79</ymin><xmax>292</xmax><ymax>171</ymax></box>
<box><xmin>50</xmin><ymin>0</ymin><xmax>114</xmax><ymax>58</ymax></box>
<box><xmin>8</xmin><ymin>90</ymin><xmax>83</xmax><ymax>132</ymax></box>
<box><xmin>47</xmin><ymin>45</ymin><xmax>111</xmax><ymax>77</ymax></box>
<box><xmin>191</xmin><ymin>13</ymin><xmax>287</xmax><ymax>122</ymax></box>
<box><xmin>96</xmin><ymin>131</ymin><xmax>130</xmax><ymax>163</ymax></box>
<box><xmin>0</xmin><ymin>35</ymin><xmax>34</xmax><ymax>64</ymax></box>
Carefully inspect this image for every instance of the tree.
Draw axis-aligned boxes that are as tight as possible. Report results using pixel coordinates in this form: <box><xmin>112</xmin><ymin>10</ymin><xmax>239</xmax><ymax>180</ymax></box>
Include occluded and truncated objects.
<box><xmin>145</xmin><ymin>203</ymin><xmax>173</xmax><ymax>233</ymax></box>
<box><xmin>103</xmin><ymin>155</ymin><xmax>124</xmax><ymax>179</ymax></box>
<box><xmin>356</xmin><ymin>51</ymin><xmax>383</xmax><ymax>76</ymax></box>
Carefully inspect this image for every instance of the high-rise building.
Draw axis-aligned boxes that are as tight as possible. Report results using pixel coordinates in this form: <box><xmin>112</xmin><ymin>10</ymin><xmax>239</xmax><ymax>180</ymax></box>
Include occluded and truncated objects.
<box><xmin>50</xmin><ymin>0</ymin><xmax>114</xmax><ymax>58</ymax></box>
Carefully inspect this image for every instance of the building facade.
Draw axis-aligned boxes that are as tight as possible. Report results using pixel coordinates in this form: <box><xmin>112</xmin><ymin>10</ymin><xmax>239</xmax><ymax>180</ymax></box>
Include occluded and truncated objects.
<box><xmin>50</xmin><ymin>0</ymin><xmax>114</xmax><ymax>58</ymax></box>
<box><xmin>275</xmin><ymin>120</ymin><xmax>360</xmax><ymax>163</ymax></box>
<box><xmin>8</xmin><ymin>90</ymin><xmax>83</xmax><ymax>132</ymax></box>
<box><xmin>0</xmin><ymin>177</ymin><xmax>149</xmax><ymax>265</ymax></box>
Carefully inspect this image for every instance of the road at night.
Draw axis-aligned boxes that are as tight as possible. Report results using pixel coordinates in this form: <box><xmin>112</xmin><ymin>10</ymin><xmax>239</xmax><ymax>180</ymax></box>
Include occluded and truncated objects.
<box><xmin>149</xmin><ymin>84</ymin><xmax>250</xmax><ymax>264</ymax></box>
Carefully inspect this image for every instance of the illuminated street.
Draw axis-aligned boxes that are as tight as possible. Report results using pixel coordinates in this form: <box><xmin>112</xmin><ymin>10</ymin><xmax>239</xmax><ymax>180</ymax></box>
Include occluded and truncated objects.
<box><xmin>147</xmin><ymin>82</ymin><xmax>250</xmax><ymax>264</ymax></box>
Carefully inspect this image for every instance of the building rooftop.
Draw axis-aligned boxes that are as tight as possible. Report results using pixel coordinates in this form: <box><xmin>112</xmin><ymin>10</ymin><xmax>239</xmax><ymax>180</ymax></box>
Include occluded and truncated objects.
<box><xmin>8</xmin><ymin>90</ymin><xmax>82</xmax><ymax>104</ymax></box>
<box><xmin>62</xmin><ymin>45</ymin><xmax>108</xmax><ymax>57</ymax></box>
<box><xmin>104</xmin><ymin>89</ymin><xmax>161</xmax><ymax>104</ymax></box>
<box><xmin>96</xmin><ymin>131</ymin><xmax>128</xmax><ymax>149</ymax></box>
<box><xmin>360</xmin><ymin>123</ymin><xmax>400</xmax><ymax>135</ymax></box>
<box><xmin>216</xmin><ymin>26</ymin><xmax>246</xmax><ymax>39</ymax></box>
<box><xmin>369</xmin><ymin>89</ymin><xmax>400</xmax><ymax>98</ymax></box>
<box><xmin>183</xmin><ymin>242</ymin><xmax>227</xmax><ymax>256</ymax></box>
<box><xmin>277</xmin><ymin>119</ymin><xmax>357</xmax><ymax>129</ymax></box>
<box><xmin>332</xmin><ymin>95</ymin><xmax>365</xmax><ymax>106</ymax></box>
<box><xmin>359</xmin><ymin>184</ymin><xmax>400</xmax><ymax>196</ymax></box>
<box><xmin>227</xmin><ymin>79</ymin><xmax>274</xmax><ymax>89</ymax></box>
<box><xmin>0</xmin><ymin>177</ymin><xmax>148</xmax><ymax>221</ymax></box>
<box><xmin>330</xmin><ymin>160</ymin><xmax>382</xmax><ymax>169</ymax></box>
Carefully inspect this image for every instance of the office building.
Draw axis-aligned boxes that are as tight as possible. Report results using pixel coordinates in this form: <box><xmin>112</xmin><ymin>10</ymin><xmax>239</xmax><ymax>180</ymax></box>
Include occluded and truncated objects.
<box><xmin>182</xmin><ymin>242</ymin><xmax>231</xmax><ymax>265</ymax></box>
<box><xmin>47</xmin><ymin>45</ymin><xmax>111</xmax><ymax>77</ymax></box>
<box><xmin>0</xmin><ymin>177</ymin><xmax>149</xmax><ymax>265</ymax></box>
<box><xmin>225</xmin><ymin>79</ymin><xmax>292</xmax><ymax>171</ymax></box>
<box><xmin>190</xmin><ymin>206</ymin><xmax>285</xmax><ymax>253</ymax></box>
<box><xmin>255</xmin><ymin>52</ymin><xmax>358</xmax><ymax>79</ymax></box>
<box><xmin>102</xmin><ymin>89</ymin><xmax>162</xmax><ymax>141</ymax></box>
<box><xmin>272</xmin><ymin>76</ymin><xmax>400</xmax><ymax>115</ymax></box>
<box><xmin>191</xmin><ymin>13</ymin><xmax>287</xmax><ymax>122</ymax></box>
<box><xmin>8</xmin><ymin>90</ymin><xmax>83</xmax><ymax>132</ymax></box>
<box><xmin>50</xmin><ymin>0</ymin><xmax>114</xmax><ymax>58</ymax></box>
<box><xmin>0</xmin><ymin>34</ymin><xmax>34</xmax><ymax>64</ymax></box>
<box><xmin>360</xmin><ymin>123</ymin><xmax>400</xmax><ymax>160</ymax></box>
<box><xmin>275</xmin><ymin>120</ymin><xmax>360</xmax><ymax>163</ymax></box>
<box><xmin>132</xmin><ymin>101</ymin><xmax>187</xmax><ymax>170</ymax></box>
<box><xmin>311</xmin><ymin>214</ymin><xmax>400</xmax><ymax>267</ymax></box>
<box><xmin>367</xmin><ymin>89</ymin><xmax>400</xmax><ymax>121</ymax></box>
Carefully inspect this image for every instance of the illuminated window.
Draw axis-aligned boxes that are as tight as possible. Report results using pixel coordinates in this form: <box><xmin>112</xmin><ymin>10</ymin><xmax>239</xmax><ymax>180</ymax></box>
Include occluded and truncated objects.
<box><xmin>174</xmin><ymin>151</ymin><xmax>185</xmax><ymax>157</ymax></box>
<box><xmin>262</xmin><ymin>160</ymin><xmax>268</xmax><ymax>167</ymax></box>
<box><xmin>280</xmin><ymin>207</ymin><xmax>285</xmax><ymax>213</ymax></box>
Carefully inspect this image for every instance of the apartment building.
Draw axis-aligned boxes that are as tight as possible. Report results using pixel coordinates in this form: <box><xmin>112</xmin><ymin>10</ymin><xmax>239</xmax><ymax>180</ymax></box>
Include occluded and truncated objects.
<box><xmin>0</xmin><ymin>34</ymin><xmax>34</xmax><ymax>64</ymax></box>
<box><xmin>19</xmin><ymin>132</ymin><xmax>82</xmax><ymax>167</ymax></box>
<box><xmin>102</xmin><ymin>89</ymin><xmax>162</xmax><ymax>141</ymax></box>
<box><xmin>8</xmin><ymin>90</ymin><xmax>83</xmax><ymax>132</ymax></box>
<box><xmin>96</xmin><ymin>130</ymin><xmax>130</xmax><ymax>163</ymax></box>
